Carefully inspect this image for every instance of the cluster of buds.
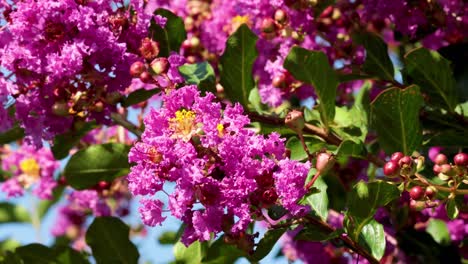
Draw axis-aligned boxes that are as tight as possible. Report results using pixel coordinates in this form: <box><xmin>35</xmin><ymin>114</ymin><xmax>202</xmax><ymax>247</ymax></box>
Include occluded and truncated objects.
<box><xmin>129</xmin><ymin>38</ymin><xmax>171</xmax><ymax>85</ymax></box>
<box><xmin>432</xmin><ymin>153</ymin><xmax>468</xmax><ymax>184</ymax></box>
<box><xmin>383</xmin><ymin>152</ymin><xmax>420</xmax><ymax>178</ymax></box>
<box><xmin>408</xmin><ymin>185</ymin><xmax>438</xmax><ymax>211</ymax></box>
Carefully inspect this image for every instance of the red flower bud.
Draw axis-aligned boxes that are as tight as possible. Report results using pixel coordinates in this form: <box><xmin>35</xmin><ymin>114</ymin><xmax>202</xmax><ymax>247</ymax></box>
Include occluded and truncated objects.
<box><xmin>434</xmin><ymin>153</ymin><xmax>448</xmax><ymax>165</ymax></box>
<box><xmin>409</xmin><ymin>186</ymin><xmax>424</xmax><ymax>201</ymax></box>
<box><xmin>390</xmin><ymin>152</ymin><xmax>404</xmax><ymax>162</ymax></box>
<box><xmin>453</xmin><ymin>153</ymin><xmax>468</xmax><ymax>167</ymax></box>
<box><xmin>150</xmin><ymin>57</ymin><xmax>169</xmax><ymax>75</ymax></box>
<box><xmin>130</xmin><ymin>61</ymin><xmax>146</xmax><ymax>77</ymax></box>
<box><xmin>139</xmin><ymin>38</ymin><xmax>160</xmax><ymax>60</ymax></box>
<box><xmin>383</xmin><ymin>161</ymin><xmax>399</xmax><ymax>177</ymax></box>
<box><xmin>315</xmin><ymin>152</ymin><xmax>335</xmax><ymax>173</ymax></box>
<box><xmin>285</xmin><ymin>110</ymin><xmax>305</xmax><ymax>133</ymax></box>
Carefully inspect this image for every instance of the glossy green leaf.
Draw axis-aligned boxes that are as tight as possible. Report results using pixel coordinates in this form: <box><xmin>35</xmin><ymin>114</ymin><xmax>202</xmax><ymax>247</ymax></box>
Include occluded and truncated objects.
<box><xmin>286</xmin><ymin>136</ymin><xmax>326</xmax><ymax>161</ymax></box>
<box><xmin>335</xmin><ymin>140</ymin><xmax>366</xmax><ymax>159</ymax></box>
<box><xmin>284</xmin><ymin>47</ymin><xmax>338</xmax><ymax>129</ymax></box>
<box><xmin>219</xmin><ymin>24</ymin><xmax>258</xmax><ymax>107</ymax></box>
<box><xmin>445</xmin><ymin>199</ymin><xmax>459</xmax><ymax>220</ymax></box>
<box><xmin>202</xmin><ymin>237</ymin><xmax>244</xmax><ymax>264</ymax></box>
<box><xmin>149</xmin><ymin>9</ymin><xmax>187</xmax><ymax>57</ymax></box>
<box><xmin>52</xmin><ymin>122</ymin><xmax>97</xmax><ymax>160</ymax></box>
<box><xmin>371</xmin><ymin>85</ymin><xmax>423</xmax><ymax>155</ymax></box>
<box><xmin>405</xmin><ymin>48</ymin><xmax>458</xmax><ymax>111</ymax></box>
<box><xmin>179</xmin><ymin>62</ymin><xmax>216</xmax><ymax>93</ymax></box>
<box><xmin>0</xmin><ymin>239</ymin><xmax>20</xmax><ymax>253</ymax></box>
<box><xmin>345</xmin><ymin>181</ymin><xmax>399</xmax><ymax>241</ymax></box>
<box><xmin>0</xmin><ymin>125</ymin><xmax>24</xmax><ymax>145</ymax></box>
<box><xmin>173</xmin><ymin>241</ymin><xmax>206</xmax><ymax>264</ymax></box>
<box><xmin>295</xmin><ymin>225</ymin><xmax>343</xmax><ymax>242</ymax></box>
<box><xmin>354</xmin><ymin>32</ymin><xmax>394</xmax><ymax>81</ymax></box>
<box><xmin>64</xmin><ymin>143</ymin><xmax>130</xmax><ymax>190</ymax></box>
<box><xmin>121</xmin><ymin>88</ymin><xmax>159</xmax><ymax>107</ymax></box>
<box><xmin>86</xmin><ymin>217</ymin><xmax>139</xmax><ymax>264</ymax></box>
<box><xmin>426</xmin><ymin>219</ymin><xmax>451</xmax><ymax>246</ymax></box>
<box><xmin>0</xmin><ymin>203</ymin><xmax>30</xmax><ymax>224</ymax></box>
<box><xmin>302</xmin><ymin>175</ymin><xmax>329</xmax><ymax>220</ymax></box>
<box><xmin>251</xmin><ymin>228</ymin><xmax>287</xmax><ymax>261</ymax></box>
<box><xmin>15</xmin><ymin>244</ymin><xmax>57</xmax><ymax>264</ymax></box>
<box><xmin>55</xmin><ymin>247</ymin><xmax>89</xmax><ymax>264</ymax></box>
<box><xmin>359</xmin><ymin>220</ymin><xmax>385</xmax><ymax>260</ymax></box>
<box><xmin>158</xmin><ymin>231</ymin><xmax>178</xmax><ymax>245</ymax></box>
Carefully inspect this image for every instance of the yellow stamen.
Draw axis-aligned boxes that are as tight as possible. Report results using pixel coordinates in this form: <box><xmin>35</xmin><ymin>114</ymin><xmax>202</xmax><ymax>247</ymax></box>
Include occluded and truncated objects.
<box><xmin>216</xmin><ymin>123</ymin><xmax>224</xmax><ymax>136</ymax></box>
<box><xmin>232</xmin><ymin>15</ymin><xmax>250</xmax><ymax>25</ymax></box>
<box><xmin>169</xmin><ymin>109</ymin><xmax>197</xmax><ymax>141</ymax></box>
<box><xmin>19</xmin><ymin>158</ymin><xmax>40</xmax><ymax>177</ymax></box>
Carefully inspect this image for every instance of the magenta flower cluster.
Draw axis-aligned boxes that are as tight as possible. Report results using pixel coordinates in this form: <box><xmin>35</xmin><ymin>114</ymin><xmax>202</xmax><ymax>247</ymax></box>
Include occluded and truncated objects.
<box><xmin>128</xmin><ymin>85</ymin><xmax>310</xmax><ymax>245</ymax></box>
<box><xmin>1</xmin><ymin>143</ymin><xmax>59</xmax><ymax>199</ymax></box>
<box><xmin>0</xmin><ymin>0</ymin><xmax>153</xmax><ymax>146</ymax></box>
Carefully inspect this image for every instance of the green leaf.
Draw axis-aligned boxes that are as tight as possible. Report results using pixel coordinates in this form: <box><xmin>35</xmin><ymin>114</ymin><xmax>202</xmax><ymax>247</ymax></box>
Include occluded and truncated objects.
<box><xmin>0</xmin><ymin>239</ymin><xmax>20</xmax><ymax>253</ymax></box>
<box><xmin>122</xmin><ymin>88</ymin><xmax>159</xmax><ymax>107</ymax></box>
<box><xmin>0</xmin><ymin>125</ymin><xmax>24</xmax><ymax>145</ymax></box>
<box><xmin>445</xmin><ymin>198</ymin><xmax>459</xmax><ymax>220</ymax></box>
<box><xmin>345</xmin><ymin>181</ymin><xmax>399</xmax><ymax>241</ymax></box>
<box><xmin>219</xmin><ymin>24</ymin><xmax>258</xmax><ymax>107</ymax></box>
<box><xmin>295</xmin><ymin>225</ymin><xmax>343</xmax><ymax>242</ymax></box>
<box><xmin>267</xmin><ymin>205</ymin><xmax>288</xmax><ymax>221</ymax></box>
<box><xmin>202</xmin><ymin>237</ymin><xmax>244</xmax><ymax>264</ymax></box>
<box><xmin>55</xmin><ymin>247</ymin><xmax>90</xmax><ymax>264</ymax></box>
<box><xmin>64</xmin><ymin>143</ymin><xmax>130</xmax><ymax>190</ymax></box>
<box><xmin>354</xmin><ymin>32</ymin><xmax>394</xmax><ymax>81</ymax></box>
<box><xmin>426</xmin><ymin>219</ymin><xmax>451</xmax><ymax>246</ymax></box>
<box><xmin>301</xmin><ymin>175</ymin><xmax>329</xmax><ymax>220</ymax></box>
<box><xmin>52</xmin><ymin>122</ymin><xmax>97</xmax><ymax>160</ymax></box>
<box><xmin>248</xmin><ymin>88</ymin><xmax>267</xmax><ymax>113</ymax></box>
<box><xmin>251</xmin><ymin>228</ymin><xmax>287</xmax><ymax>261</ymax></box>
<box><xmin>0</xmin><ymin>203</ymin><xmax>30</xmax><ymax>224</ymax></box>
<box><xmin>370</xmin><ymin>85</ymin><xmax>423</xmax><ymax>154</ymax></box>
<box><xmin>158</xmin><ymin>231</ymin><xmax>178</xmax><ymax>245</ymax></box>
<box><xmin>15</xmin><ymin>244</ymin><xmax>57</xmax><ymax>264</ymax></box>
<box><xmin>286</xmin><ymin>136</ymin><xmax>326</xmax><ymax>161</ymax></box>
<box><xmin>149</xmin><ymin>9</ymin><xmax>187</xmax><ymax>57</ymax></box>
<box><xmin>404</xmin><ymin>47</ymin><xmax>458</xmax><ymax>111</ymax></box>
<box><xmin>335</xmin><ymin>140</ymin><xmax>366</xmax><ymax>159</ymax></box>
<box><xmin>179</xmin><ymin>62</ymin><xmax>216</xmax><ymax>93</ymax></box>
<box><xmin>284</xmin><ymin>47</ymin><xmax>338</xmax><ymax>129</ymax></box>
<box><xmin>86</xmin><ymin>217</ymin><xmax>139</xmax><ymax>264</ymax></box>
<box><xmin>358</xmin><ymin>220</ymin><xmax>386</xmax><ymax>260</ymax></box>
<box><xmin>173</xmin><ymin>241</ymin><xmax>206</xmax><ymax>264</ymax></box>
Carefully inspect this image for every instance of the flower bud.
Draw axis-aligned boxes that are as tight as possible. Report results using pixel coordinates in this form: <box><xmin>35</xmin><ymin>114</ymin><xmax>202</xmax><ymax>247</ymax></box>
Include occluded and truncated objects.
<box><xmin>272</xmin><ymin>74</ymin><xmax>287</xmax><ymax>88</ymax></box>
<box><xmin>130</xmin><ymin>61</ymin><xmax>146</xmax><ymax>77</ymax></box>
<box><xmin>390</xmin><ymin>152</ymin><xmax>404</xmax><ymax>162</ymax></box>
<box><xmin>453</xmin><ymin>153</ymin><xmax>468</xmax><ymax>167</ymax></box>
<box><xmin>383</xmin><ymin>160</ymin><xmax>399</xmax><ymax>177</ymax></box>
<box><xmin>409</xmin><ymin>186</ymin><xmax>424</xmax><ymax>201</ymax></box>
<box><xmin>139</xmin><ymin>71</ymin><xmax>153</xmax><ymax>83</ymax></box>
<box><xmin>399</xmin><ymin>156</ymin><xmax>413</xmax><ymax>167</ymax></box>
<box><xmin>433</xmin><ymin>164</ymin><xmax>442</xmax><ymax>174</ymax></box>
<box><xmin>315</xmin><ymin>152</ymin><xmax>335</xmax><ymax>173</ymax></box>
<box><xmin>52</xmin><ymin>102</ymin><xmax>69</xmax><ymax>116</ymax></box>
<box><xmin>261</xmin><ymin>18</ymin><xmax>276</xmax><ymax>33</ymax></box>
<box><xmin>409</xmin><ymin>200</ymin><xmax>426</xmax><ymax>211</ymax></box>
<box><xmin>425</xmin><ymin>186</ymin><xmax>437</xmax><ymax>200</ymax></box>
<box><xmin>274</xmin><ymin>9</ymin><xmax>288</xmax><ymax>25</ymax></box>
<box><xmin>434</xmin><ymin>153</ymin><xmax>448</xmax><ymax>165</ymax></box>
<box><xmin>150</xmin><ymin>57</ymin><xmax>169</xmax><ymax>75</ymax></box>
<box><xmin>139</xmin><ymin>37</ymin><xmax>160</xmax><ymax>60</ymax></box>
<box><xmin>261</xmin><ymin>188</ymin><xmax>278</xmax><ymax>207</ymax></box>
<box><xmin>285</xmin><ymin>109</ymin><xmax>305</xmax><ymax>133</ymax></box>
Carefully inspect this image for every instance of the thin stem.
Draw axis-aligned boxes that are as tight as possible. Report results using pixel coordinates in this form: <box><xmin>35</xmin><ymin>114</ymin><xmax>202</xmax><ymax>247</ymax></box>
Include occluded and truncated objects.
<box><xmin>305</xmin><ymin>171</ymin><xmax>321</xmax><ymax>190</ymax></box>
<box><xmin>111</xmin><ymin>112</ymin><xmax>143</xmax><ymax>138</ymax></box>
<box><xmin>303</xmin><ymin>215</ymin><xmax>380</xmax><ymax>264</ymax></box>
<box><xmin>412</xmin><ymin>173</ymin><xmax>468</xmax><ymax>195</ymax></box>
<box><xmin>298</xmin><ymin>133</ymin><xmax>313</xmax><ymax>162</ymax></box>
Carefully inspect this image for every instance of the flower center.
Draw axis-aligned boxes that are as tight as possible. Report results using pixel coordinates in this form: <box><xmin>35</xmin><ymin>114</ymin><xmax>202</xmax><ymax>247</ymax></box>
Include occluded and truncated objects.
<box><xmin>19</xmin><ymin>158</ymin><xmax>40</xmax><ymax>177</ymax></box>
<box><xmin>18</xmin><ymin>158</ymin><xmax>41</xmax><ymax>188</ymax></box>
<box><xmin>169</xmin><ymin>109</ymin><xmax>197</xmax><ymax>141</ymax></box>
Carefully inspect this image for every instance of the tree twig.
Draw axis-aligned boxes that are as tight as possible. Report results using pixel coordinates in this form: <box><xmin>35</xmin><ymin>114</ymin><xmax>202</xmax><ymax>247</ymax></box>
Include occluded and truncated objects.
<box><xmin>111</xmin><ymin>112</ymin><xmax>143</xmax><ymax>138</ymax></box>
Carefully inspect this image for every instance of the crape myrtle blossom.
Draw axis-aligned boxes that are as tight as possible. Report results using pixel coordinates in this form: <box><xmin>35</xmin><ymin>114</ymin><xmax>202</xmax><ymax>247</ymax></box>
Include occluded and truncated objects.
<box><xmin>1</xmin><ymin>142</ymin><xmax>59</xmax><ymax>199</ymax></box>
<box><xmin>0</xmin><ymin>0</ymin><xmax>155</xmax><ymax>146</ymax></box>
<box><xmin>51</xmin><ymin>178</ymin><xmax>133</xmax><ymax>244</ymax></box>
<box><xmin>128</xmin><ymin>85</ymin><xmax>310</xmax><ymax>246</ymax></box>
